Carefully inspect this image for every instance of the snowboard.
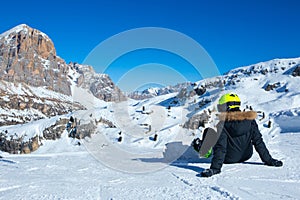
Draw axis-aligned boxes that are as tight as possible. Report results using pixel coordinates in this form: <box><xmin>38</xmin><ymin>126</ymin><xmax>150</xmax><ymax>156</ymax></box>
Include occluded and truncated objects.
<box><xmin>199</xmin><ymin>127</ymin><xmax>219</xmax><ymax>158</ymax></box>
<box><xmin>192</xmin><ymin>127</ymin><xmax>220</xmax><ymax>158</ymax></box>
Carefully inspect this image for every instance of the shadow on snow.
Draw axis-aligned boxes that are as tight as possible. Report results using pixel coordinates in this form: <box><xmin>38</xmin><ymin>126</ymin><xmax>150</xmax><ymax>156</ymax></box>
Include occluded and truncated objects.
<box><xmin>137</xmin><ymin>141</ymin><xmax>210</xmax><ymax>173</ymax></box>
<box><xmin>136</xmin><ymin>141</ymin><xmax>266</xmax><ymax>174</ymax></box>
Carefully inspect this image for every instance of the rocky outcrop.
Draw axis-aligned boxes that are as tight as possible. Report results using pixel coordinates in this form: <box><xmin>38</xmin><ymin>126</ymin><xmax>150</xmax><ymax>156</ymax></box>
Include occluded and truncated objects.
<box><xmin>0</xmin><ymin>80</ymin><xmax>84</xmax><ymax>126</ymax></box>
<box><xmin>0</xmin><ymin>118</ymin><xmax>71</xmax><ymax>154</ymax></box>
<box><xmin>75</xmin><ymin>64</ymin><xmax>126</xmax><ymax>102</ymax></box>
<box><xmin>264</xmin><ymin>82</ymin><xmax>280</xmax><ymax>91</ymax></box>
<box><xmin>0</xmin><ymin>24</ymin><xmax>71</xmax><ymax>95</ymax></box>
<box><xmin>183</xmin><ymin>111</ymin><xmax>210</xmax><ymax>130</ymax></box>
<box><xmin>0</xmin><ymin>117</ymin><xmax>103</xmax><ymax>154</ymax></box>
<box><xmin>292</xmin><ymin>65</ymin><xmax>300</xmax><ymax>77</ymax></box>
<box><xmin>95</xmin><ymin>117</ymin><xmax>116</xmax><ymax>128</ymax></box>
<box><xmin>89</xmin><ymin>74</ymin><xmax>126</xmax><ymax>102</ymax></box>
<box><xmin>77</xmin><ymin>121</ymin><xmax>97</xmax><ymax>139</ymax></box>
<box><xmin>177</xmin><ymin>86</ymin><xmax>197</xmax><ymax>99</ymax></box>
<box><xmin>0</xmin><ymin>24</ymin><xmax>126</xmax><ymax>105</ymax></box>
<box><xmin>0</xmin><ymin>94</ymin><xmax>79</xmax><ymax>125</ymax></box>
<box><xmin>0</xmin><ymin>131</ymin><xmax>42</xmax><ymax>154</ymax></box>
<box><xmin>43</xmin><ymin>118</ymin><xmax>69</xmax><ymax>140</ymax></box>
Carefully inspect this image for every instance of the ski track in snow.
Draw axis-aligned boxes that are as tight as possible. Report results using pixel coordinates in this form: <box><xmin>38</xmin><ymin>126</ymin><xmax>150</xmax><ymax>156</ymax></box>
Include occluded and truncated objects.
<box><xmin>171</xmin><ymin>173</ymin><xmax>194</xmax><ymax>187</ymax></box>
<box><xmin>210</xmin><ymin>186</ymin><xmax>239</xmax><ymax>200</ymax></box>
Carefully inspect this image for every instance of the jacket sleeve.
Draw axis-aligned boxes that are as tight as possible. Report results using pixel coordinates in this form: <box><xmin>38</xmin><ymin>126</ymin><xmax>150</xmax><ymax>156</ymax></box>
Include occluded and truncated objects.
<box><xmin>251</xmin><ymin>120</ymin><xmax>272</xmax><ymax>164</ymax></box>
<box><xmin>210</xmin><ymin>124</ymin><xmax>228</xmax><ymax>171</ymax></box>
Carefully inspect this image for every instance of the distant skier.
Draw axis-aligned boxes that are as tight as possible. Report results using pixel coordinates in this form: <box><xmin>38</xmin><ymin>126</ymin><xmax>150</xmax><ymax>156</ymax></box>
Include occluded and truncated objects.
<box><xmin>201</xmin><ymin>93</ymin><xmax>283</xmax><ymax>177</ymax></box>
<box><xmin>67</xmin><ymin>116</ymin><xmax>77</xmax><ymax>138</ymax></box>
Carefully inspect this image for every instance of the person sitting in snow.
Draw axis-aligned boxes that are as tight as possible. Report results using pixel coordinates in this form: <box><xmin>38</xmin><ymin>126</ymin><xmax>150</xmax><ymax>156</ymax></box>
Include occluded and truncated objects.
<box><xmin>201</xmin><ymin>93</ymin><xmax>283</xmax><ymax>177</ymax></box>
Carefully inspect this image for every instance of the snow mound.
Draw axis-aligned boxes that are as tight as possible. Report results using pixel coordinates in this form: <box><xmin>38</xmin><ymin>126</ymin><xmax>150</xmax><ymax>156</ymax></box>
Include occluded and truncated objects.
<box><xmin>271</xmin><ymin>108</ymin><xmax>300</xmax><ymax>133</ymax></box>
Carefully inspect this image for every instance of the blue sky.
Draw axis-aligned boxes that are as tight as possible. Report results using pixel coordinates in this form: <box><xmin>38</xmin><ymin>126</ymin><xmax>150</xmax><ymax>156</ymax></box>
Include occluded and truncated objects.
<box><xmin>1</xmin><ymin>0</ymin><xmax>299</xmax><ymax>90</ymax></box>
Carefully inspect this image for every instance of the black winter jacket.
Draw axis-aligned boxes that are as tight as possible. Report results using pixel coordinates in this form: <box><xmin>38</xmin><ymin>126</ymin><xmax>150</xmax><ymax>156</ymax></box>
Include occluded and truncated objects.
<box><xmin>210</xmin><ymin>111</ymin><xmax>273</xmax><ymax>171</ymax></box>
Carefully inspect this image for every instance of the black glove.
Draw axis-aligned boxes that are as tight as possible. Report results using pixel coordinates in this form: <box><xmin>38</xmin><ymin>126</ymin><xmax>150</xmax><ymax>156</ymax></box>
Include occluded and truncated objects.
<box><xmin>201</xmin><ymin>168</ymin><xmax>220</xmax><ymax>177</ymax></box>
<box><xmin>265</xmin><ymin>158</ymin><xmax>283</xmax><ymax>167</ymax></box>
<box><xmin>191</xmin><ymin>138</ymin><xmax>202</xmax><ymax>152</ymax></box>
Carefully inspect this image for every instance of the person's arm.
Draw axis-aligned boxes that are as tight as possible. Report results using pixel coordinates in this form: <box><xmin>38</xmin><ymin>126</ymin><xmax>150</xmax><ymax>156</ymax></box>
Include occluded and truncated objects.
<box><xmin>201</xmin><ymin>124</ymin><xmax>227</xmax><ymax>177</ymax></box>
<box><xmin>251</xmin><ymin>120</ymin><xmax>283</xmax><ymax>167</ymax></box>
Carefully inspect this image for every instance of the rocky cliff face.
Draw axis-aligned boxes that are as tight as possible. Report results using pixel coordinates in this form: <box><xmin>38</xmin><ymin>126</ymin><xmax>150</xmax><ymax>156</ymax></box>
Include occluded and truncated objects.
<box><xmin>73</xmin><ymin>63</ymin><xmax>126</xmax><ymax>102</ymax></box>
<box><xmin>0</xmin><ymin>24</ymin><xmax>126</xmax><ymax>101</ymax></box>
<box><xmin>0</xmin><ymin>24</ymin><xmax>71</xmax><ymax>95</ymax></box>
<box><xmin>0</xmin><ymin>24</ymin><xmax>126</xmax><ymax>126</ymax></box>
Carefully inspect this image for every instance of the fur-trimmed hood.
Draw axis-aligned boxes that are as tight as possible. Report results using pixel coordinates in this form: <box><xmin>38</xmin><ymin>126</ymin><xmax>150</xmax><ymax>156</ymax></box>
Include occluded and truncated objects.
<box><xmin>218</xmin><ymin>111</ymin><xmax>257</xmax><ymax>121</ymax></box>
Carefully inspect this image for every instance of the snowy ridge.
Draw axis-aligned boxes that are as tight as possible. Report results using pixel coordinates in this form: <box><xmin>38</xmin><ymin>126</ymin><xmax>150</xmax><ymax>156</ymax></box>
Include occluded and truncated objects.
<box><xmin>129</xmin><ymin>82</ymin><xmax>191</xmax><ymax>99</ymax></box>
<box><xmin>226</xmin><ymin>57</ymin><xmax>300</xmax><ymax>76</ymax></box>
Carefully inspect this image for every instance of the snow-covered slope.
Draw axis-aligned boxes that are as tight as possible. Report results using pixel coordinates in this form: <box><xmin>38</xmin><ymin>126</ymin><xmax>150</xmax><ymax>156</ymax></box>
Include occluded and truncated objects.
<box><xmin>1</xmin><ymin>57</ymin><xmax>300</xmax><ymax>199</ymax></box>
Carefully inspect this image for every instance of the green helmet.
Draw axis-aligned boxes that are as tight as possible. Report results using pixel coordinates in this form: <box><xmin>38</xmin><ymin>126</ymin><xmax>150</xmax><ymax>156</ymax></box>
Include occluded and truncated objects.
<box><xmin>217</xmin><ymin>93</ymin><xmax>241</xmax><ymax>112</ymax></box>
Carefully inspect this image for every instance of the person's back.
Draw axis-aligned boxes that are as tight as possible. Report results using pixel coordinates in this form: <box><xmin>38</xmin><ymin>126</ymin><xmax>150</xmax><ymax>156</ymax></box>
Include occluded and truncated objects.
<box><xmin>217</xmin><ymin>111</ymin><xmax>257</xmax><ymax>164</ymax></box>
<box><xmin>201</xmin><ymin>93</ymin><xmax>283</xmax><ymax>177</ymax></box>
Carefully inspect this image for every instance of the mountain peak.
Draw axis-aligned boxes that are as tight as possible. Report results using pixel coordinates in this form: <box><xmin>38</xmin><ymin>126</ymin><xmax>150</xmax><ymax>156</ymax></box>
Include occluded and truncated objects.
<box><xmin>0</xmin><ymin>23</ymin><xmax>56</xmax><ymax>59</ymax></box>
<box><xmin>0</xmin><ymin>23</ymin><xmax>64</xmax><ymax>93</ymax></box>
<box><xmin>0</xmin><ymin>24</ymin><xmax>30</xmax><ymax>38</ymax></box>
<box><xmin>0</xmin><ymin>24</ymin><xmax>126</xmax><ymax>102</ymax></box>
<box><xmin>0</xmin><ymin>24</ymin><xmax>52</xmax><ymax>44</ymax></box>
